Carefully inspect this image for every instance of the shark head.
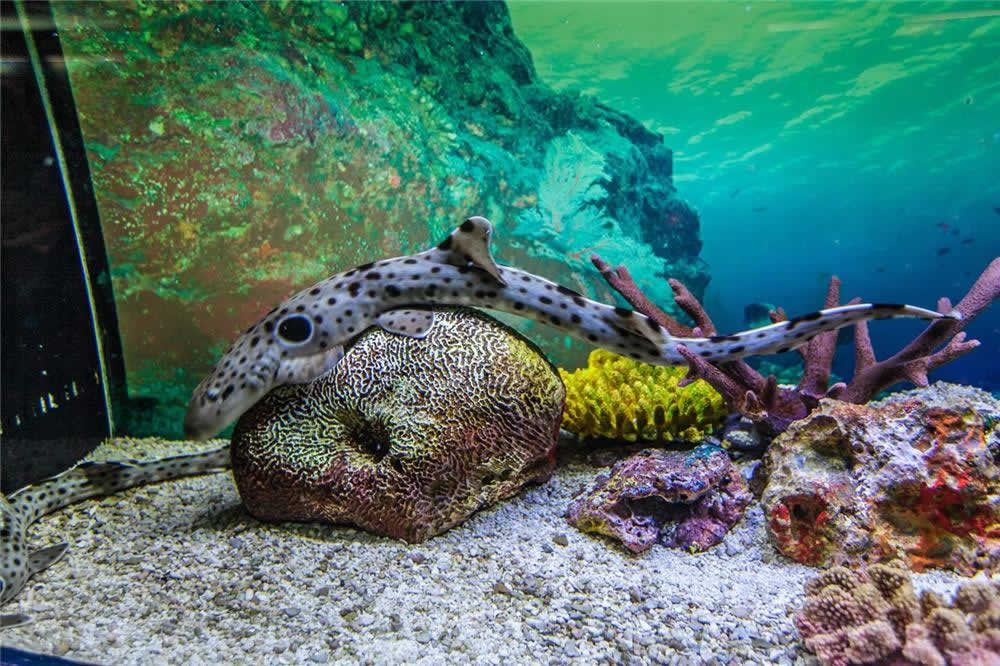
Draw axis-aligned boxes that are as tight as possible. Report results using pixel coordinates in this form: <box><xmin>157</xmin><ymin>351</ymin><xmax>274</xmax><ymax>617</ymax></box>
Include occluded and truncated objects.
<box><xmin>182</xmin><ymin>216</ymin><xmax>509</xmax><ymax>440</ymax></box>
<box><xmin>184</xmin><ymin>341</ymin><xmax>344</xmax><ymax>439</ymax></box>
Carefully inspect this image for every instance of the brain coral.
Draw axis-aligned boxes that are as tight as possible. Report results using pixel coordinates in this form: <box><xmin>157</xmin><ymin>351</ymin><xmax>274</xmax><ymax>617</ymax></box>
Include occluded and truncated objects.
<box><xmin>230</xmin><ymin>306</ymin><xmax>565</xmax><ymax>543</ymax></box>
<box><xmin>559</xmin><ymin>349</ymin><xmax>727</xmax><ymax>441</ymax></box>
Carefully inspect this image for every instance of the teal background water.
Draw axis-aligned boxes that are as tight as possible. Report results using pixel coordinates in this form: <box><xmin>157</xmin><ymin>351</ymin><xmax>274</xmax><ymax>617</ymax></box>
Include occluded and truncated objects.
<box><xmin>35</xmin><ymin>1</ymin><xmax>1000</xmax><ymax>440</ymax></box>
<box><xmin>511</xmin><ymin>1</ymin><xmax>1000</xmax><ymax>387</ymax></box>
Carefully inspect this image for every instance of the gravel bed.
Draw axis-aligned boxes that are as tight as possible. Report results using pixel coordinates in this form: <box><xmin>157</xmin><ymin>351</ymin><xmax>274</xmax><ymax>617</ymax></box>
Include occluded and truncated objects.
<box><xmin>1</xmin><ymin>438</ymin><xmax>976</xmax><ymax>665</ymax></box>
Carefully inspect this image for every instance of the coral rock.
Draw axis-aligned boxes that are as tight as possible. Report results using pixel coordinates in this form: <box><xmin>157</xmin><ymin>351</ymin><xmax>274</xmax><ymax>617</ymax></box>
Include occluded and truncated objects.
<box><xmin>762</xmin><ymin>382</ymin><xmax>1000</xmax><ymax>575</ymax></box>
<box><xmin>559</xmin><ymin>349</ymin><xmax>728</xmax><ymax>442</ymax></box>
<box><xmin>565</xmin><ymin>445</ymin><xmax>751</xmax><ymax>553</ymax></box>
<box><xmin>230</xmin><ymin>307</ymin><xmax>565</xmax><ymax>543</ymax></box>
<box><xmin>794</xmin><ymin>563</ymin><xmax>912</xmax><ymax>666</ymax></box>
<box><xmin>795</xmin><ymin>562</ymin><xmax>1000</xmax><ymax>665</ymax></box>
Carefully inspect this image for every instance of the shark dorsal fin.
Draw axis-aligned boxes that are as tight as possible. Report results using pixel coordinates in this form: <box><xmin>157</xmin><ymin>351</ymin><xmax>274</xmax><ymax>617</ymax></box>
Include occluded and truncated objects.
<box><xmin>376</xmin><ymin>309</ymin><xmax>435</xmax><ymax>339</ymax></box>
<box><xmin>424</xmin><ymin>216</ymin><xmax>507</xmax><ymax>286</ymax></box>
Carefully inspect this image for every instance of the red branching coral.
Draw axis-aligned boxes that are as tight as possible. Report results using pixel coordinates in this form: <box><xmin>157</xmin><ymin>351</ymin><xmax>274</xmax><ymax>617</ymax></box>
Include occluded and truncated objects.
<box><xmin>794</xmin><ymin>562</ymin><xmax>1000</xmax><ymax>666</ymax></box>
<box><xmin>590</xmin><ymin>254</ymin><xmax>1000</xmax><ymax>435</ymax></box>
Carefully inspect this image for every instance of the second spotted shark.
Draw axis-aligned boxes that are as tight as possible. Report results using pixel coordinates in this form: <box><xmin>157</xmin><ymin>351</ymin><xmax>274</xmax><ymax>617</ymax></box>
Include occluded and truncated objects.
<box><xmin>1</xmin><ymin>447</ymin><xmax>229</xmax><ymax>628</ymax></box>
<box><xmin>185</xmin><ymin>216</ymin><xmax>959</xmax><ymax>439</ymax></box>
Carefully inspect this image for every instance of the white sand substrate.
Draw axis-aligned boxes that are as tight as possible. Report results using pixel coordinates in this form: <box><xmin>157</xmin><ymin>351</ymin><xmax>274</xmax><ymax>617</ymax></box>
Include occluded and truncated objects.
<box><xmin>1</xmin><ymin>437</ymin><xmax>980</xmax><ymax>665</ymax></box>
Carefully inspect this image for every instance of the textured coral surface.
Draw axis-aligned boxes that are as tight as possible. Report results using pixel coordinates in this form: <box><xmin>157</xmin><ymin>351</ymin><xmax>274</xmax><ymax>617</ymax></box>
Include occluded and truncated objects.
<box><xmin>763</xmin><ymin>382</ymin><xmax>1000</xmax><ymax>575</ymax></box>
<box><xmin>566</xmin><ymin>445</ymin><xmax>751</xmax><ymax>553</ymax></box>
<box><xmin>559</xmin><ymin>349</ymin><xmax>727</xmax><ymax>442</ymax></box>
<box><xmin>230</xmin><ymin>307</ymin><xmax>565</xmax><ymax>543</ymax></box>
<box><xmin>794</xmin><ymin>562</ymin><xmax>1000</xmax><ymax>666</ymax></box>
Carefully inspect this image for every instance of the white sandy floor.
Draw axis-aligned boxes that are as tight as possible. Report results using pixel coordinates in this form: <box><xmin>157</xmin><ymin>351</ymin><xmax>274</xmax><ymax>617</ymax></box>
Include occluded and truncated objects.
<box><xmin>1</xmin><ymin>437</ymin><xmax>979</xmax><ymax>665</ymax></box>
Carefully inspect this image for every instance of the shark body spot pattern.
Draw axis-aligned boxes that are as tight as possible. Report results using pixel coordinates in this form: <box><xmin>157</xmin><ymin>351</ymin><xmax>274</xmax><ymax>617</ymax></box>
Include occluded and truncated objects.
<box><xmin>184</xmin><ymin>216</ymin><xmax>959</xmax><ymax>440</ymax></box>
<box><xmin>1</xmin><ymin>447</ymin><xmax>229</xmax><ymax>628</ymax></box>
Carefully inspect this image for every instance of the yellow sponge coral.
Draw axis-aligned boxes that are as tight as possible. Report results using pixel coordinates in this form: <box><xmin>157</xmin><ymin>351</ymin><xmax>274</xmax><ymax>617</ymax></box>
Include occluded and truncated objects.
<box><xmin>559</xmin><ymin>349</ymin><xmax>728</xmax><ymax>441</ymax></box>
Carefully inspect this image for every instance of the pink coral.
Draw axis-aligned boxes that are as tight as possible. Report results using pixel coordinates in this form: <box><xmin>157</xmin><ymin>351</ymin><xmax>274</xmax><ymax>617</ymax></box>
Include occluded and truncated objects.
<box><xmin>795</xmin><ymin>562</ymin><xmax>1000</xmax><ymax>665</ymax></box>
<box><xmin>795</xmin><ymin>565</ymin><xmax>904</xmax><ymax>666</ymax></box>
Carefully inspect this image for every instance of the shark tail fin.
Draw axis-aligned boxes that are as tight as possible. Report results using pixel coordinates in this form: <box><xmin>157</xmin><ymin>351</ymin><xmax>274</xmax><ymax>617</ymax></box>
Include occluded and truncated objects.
<box><xmin>675</xmin><ymin>302</ymin><xmax>957</xmax><ymax>363</ymax></box>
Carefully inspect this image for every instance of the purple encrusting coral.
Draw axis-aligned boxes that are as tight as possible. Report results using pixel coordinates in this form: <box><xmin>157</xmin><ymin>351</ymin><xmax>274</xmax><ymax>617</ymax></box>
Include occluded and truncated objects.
<box><xmin>566</xmin><ymin>445</ymin><xmax>751</xmax><ymax>553</ymax></box>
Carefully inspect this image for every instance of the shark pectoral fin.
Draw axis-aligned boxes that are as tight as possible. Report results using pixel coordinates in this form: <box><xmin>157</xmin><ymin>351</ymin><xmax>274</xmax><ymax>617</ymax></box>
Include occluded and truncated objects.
<box><xmin>323</xmin><ymin>345</ymin><xmax>345</xmax><ymax>373</ymax></box>
<box><xmin>376</xmin><ymin>309</ymin><xmax>435</xmax><ymax>339</ymax></box>
<box><xmin>28</xmin><ymin>543</ymin><xmax>68</xmax><ymax>575</ymax></box>
<box><xmin>282</xmin><ymin>345</ymin><xmax>345</xmax><ymax>384</ymax></box>
<box><xmin>428</xmin><ymin>216</ymin><xmax>508</xmax><ymax>286</ymax></box>
<box><xmin>1</xmin><ymin>613</ymin><xmax>32</xmax><ymax>630</ymax></box>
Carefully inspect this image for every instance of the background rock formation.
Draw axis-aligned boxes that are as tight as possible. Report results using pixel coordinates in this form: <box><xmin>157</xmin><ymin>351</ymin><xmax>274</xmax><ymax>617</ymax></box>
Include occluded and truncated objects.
<box><xmin>50</xmin><ymin>1</ymin><xmax>706</xmax><ymax>436</ymax></box>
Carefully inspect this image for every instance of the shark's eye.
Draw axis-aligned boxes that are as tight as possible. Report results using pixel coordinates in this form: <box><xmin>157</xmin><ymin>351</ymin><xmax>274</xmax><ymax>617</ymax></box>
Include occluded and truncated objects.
<box><xmin>276</xmin><ymin>314</ymin><xmax>313</xmax><ymax>345</ymax></box>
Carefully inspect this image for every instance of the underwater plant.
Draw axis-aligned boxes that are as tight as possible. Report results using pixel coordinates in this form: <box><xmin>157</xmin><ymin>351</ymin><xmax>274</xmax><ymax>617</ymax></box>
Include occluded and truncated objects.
<box><xmin>559</xmin><ymin>349</ymin><xmax>727</xmax><ymax>441</ymax></box>
<box><xmin>591</xmin><ymin>254</ymin><xmax>1000</xmax><ymax>435</ymax></box>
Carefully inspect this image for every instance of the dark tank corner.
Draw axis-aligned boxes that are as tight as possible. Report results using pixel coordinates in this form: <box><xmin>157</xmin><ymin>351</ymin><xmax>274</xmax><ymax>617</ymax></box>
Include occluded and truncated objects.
<box><xmin>1</xmin><ymin>0</ymin><xmax>125</xmax><ymax>493</ymax></box>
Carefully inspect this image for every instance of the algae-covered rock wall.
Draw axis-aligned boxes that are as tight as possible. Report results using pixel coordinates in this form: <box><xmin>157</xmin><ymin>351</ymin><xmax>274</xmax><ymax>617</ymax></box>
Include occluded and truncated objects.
<box><xmin>51</xmin><ymin>1</ymin><xmax>707</xmax><ymax>436</ymax></box>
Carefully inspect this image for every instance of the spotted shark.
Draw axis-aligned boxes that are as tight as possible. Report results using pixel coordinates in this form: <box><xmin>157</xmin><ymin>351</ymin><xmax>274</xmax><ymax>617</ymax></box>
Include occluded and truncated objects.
<box><xmin>1</xmin><ymin>446</ymin><xmax>229</xmax><ymax>628</ymax></box>
<box><xmin>185</xmin><ymin>216</ymin><xmax>959</xmax><ymax>439</ymax></box>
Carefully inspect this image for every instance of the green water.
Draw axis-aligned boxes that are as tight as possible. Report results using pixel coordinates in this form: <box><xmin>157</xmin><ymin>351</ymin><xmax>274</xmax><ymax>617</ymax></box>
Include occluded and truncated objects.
<box><xmin>41</xmin><ymin>1</ymin><xmax>1000</xmax><ymax>436</ymax></box>
<box><xmin>511</xmin><ymin>1</ymin><xmax>999</xmax><ymax>333</ymax></box>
